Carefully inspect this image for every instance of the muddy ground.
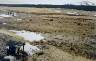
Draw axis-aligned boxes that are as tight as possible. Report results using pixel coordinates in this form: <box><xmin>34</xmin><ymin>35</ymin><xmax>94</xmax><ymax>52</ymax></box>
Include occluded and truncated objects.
<box><xmin>0</xmin><ymin>7</ymin><xmax>96</xmax><ymax>61</ymax></box>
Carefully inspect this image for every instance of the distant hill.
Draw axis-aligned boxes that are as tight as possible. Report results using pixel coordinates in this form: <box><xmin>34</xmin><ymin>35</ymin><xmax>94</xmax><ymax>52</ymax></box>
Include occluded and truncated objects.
<box><xmin>79</xmin><ymin>1</ymin><xmax>95</xmax><ymax>6</ymax></box>
<box><xmin>0</xmin><ymin>4</ymin><xmax>96</xmax><ymax>11</ymax></box>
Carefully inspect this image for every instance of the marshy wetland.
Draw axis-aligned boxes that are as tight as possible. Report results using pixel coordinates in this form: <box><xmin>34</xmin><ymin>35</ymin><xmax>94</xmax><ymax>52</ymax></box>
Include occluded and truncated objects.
<box><xmin>0</xmin><ymin>7</ymin><xmax>96</xmax><ymax>61</ymax></box>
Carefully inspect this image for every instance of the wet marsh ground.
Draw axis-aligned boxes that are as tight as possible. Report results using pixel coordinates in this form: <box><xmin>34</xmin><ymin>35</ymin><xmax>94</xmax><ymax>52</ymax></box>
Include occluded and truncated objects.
<box><xmin>0</xmin><ymin>7</ymin><xmax>96</xmax><ymax>61</ymax></box>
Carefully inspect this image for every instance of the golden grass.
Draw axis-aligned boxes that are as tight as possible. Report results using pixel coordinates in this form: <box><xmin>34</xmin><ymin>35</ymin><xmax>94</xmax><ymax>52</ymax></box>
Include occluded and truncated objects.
<box><xmin>0</xmin><ymin>7</ymin><xmax>64</xmax><ymax>15</ymax></box>
<box><xmin>10</xmin><ymin>14</ymin><xmax>96</xmax><ymax>38</ymax></box>
<box><xmin>36</xmin><ymin>45</ymin><xmax>94</xmax><ymax>61</ymax></box>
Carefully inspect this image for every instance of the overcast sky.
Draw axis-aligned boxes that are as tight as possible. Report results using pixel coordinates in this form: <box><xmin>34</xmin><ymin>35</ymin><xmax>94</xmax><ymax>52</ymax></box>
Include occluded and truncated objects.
<box><xmin>0</xmin><ymin>0</ymin><xmax>96</xmax><ymax>5</ymax></box>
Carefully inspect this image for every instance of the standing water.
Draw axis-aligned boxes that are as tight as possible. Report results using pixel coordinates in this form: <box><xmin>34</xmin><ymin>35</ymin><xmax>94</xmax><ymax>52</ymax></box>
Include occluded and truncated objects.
<box><xmin>9</xmin><ymin>30</ymin><xmax>44</xmax><ymax>42</ymax></box>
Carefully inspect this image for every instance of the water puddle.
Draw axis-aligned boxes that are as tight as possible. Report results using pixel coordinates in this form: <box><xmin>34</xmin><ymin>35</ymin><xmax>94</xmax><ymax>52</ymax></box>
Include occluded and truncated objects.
<box><xmin>66</xmin><ymin>12</ymin><xmax>79</xmax><ymax>15</ymax></box>
<box><xmin>2</xmin><ymin>23</ymin><xmax>7</xmax><ymax>25</ymax></box>
<box><xmin>9</xmin><ymin>30</ymin><xmax>44</xmax><ymax>42</ymax></box>
<box><xmin>0</xmin><ymin>14</ymin><xmax>12</xmax><ymax>18</ymax></box>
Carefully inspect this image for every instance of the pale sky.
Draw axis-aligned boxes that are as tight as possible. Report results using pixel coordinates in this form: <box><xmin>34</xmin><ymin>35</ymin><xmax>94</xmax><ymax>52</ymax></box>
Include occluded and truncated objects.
<box><xmin>0</xmin><ymin>0</ymin><xmax>96</xmax><ymax>5</ymax></box>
